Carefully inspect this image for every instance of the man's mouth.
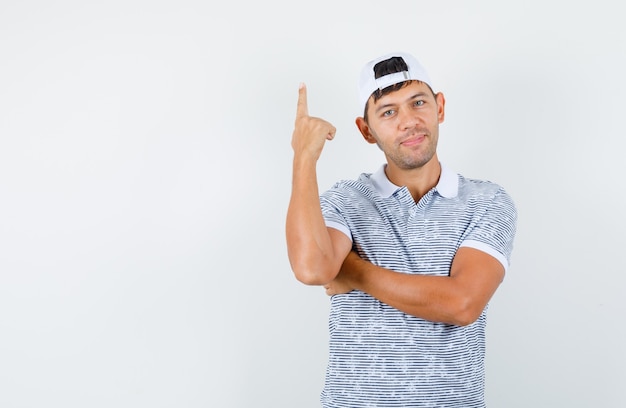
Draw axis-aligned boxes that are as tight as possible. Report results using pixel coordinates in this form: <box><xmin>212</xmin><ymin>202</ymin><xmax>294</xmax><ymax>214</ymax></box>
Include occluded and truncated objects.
<box><xmin>400</xmin><ymin>134</ymin><xmax>426</xmax><ymax>147</ymax></box>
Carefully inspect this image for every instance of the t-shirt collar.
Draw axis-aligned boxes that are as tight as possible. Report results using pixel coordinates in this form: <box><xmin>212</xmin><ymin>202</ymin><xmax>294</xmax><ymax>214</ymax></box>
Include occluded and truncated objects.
<box><xmin>370</xmin><ymin>162</ymin><xmax>458</xmax><ymax>199</ymax></box>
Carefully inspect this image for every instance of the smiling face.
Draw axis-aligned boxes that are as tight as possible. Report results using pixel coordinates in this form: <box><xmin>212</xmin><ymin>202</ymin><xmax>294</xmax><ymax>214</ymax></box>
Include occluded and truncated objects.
<box><xmin>357</xmin><ymin>80</ymin><xmax>445</xmax><ymax>172</ymax></box>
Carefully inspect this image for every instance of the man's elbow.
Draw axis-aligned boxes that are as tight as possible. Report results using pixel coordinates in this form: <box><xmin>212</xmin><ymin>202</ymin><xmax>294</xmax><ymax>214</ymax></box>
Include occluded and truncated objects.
<box><xmin>449</xmin><ymin>297</ymin><xmax>485</xmax><ymax>327</ymax></box>
<box><xmin>295</xmin><ymin>273</ymin><xmax>325</xmax><ymax>286</ymax></box>
<box><xmin>290</xmin><ymin>262</ymin><xmax>335</xmax><ymax>286</ymax></box>
<box><xmin>451</xmin><ymin>313</ymin><xmax>480</xmax><ymax>327</ymax></box>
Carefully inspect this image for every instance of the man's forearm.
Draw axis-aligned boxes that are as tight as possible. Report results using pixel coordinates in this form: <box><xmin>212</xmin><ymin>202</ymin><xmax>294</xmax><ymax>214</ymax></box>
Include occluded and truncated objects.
<box><xmin>345</xmin><ymin>256</ymin><xmax>467</xmax><ymax>325</ymax></box>
<box><xmin>286</xmin><ymin>158</ymin><xmax>339</xmax><ymax>285</ymax></box>
<box><xmin>340</xmin><ymin>249</ymin><xmax>503</xmax><ymax>326</ymax></box>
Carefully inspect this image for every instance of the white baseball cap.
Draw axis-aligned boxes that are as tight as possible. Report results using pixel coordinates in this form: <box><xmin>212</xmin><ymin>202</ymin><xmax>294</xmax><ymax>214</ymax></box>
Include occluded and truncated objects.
<box><xmin>358</xmin><ymin>51</ymin><xmax>433</xmax><ymax>114</ymax></box>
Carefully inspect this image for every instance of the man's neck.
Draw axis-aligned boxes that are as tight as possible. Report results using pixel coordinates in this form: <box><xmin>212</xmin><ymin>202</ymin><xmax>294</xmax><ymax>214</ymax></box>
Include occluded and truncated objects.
<box><xmin>384</xmin><ymin>157</ymin><xmax>441</xmax><ymax>203</ymax></box>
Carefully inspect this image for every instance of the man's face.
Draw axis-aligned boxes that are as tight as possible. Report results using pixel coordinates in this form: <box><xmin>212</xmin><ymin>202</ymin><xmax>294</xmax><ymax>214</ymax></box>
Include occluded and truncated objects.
<box><xmin>362</xmin><ymin>81</ymin><xmax>445</xmax><ymax>171</ymax></box>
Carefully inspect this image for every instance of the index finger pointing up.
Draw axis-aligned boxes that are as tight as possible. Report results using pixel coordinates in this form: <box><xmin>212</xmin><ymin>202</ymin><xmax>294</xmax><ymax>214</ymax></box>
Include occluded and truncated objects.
<box><xmin>296</xmin><ymin>82</ymin><xmax>308</xmax><ymax>118</ymax></box>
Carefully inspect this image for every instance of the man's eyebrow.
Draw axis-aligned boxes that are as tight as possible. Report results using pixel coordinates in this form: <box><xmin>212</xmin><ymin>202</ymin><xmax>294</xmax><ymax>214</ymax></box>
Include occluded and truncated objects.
<box><xmin>375</xmin><ymin>102</ymin><xmax>396</xmax><ymax>114</ymax></box>
<box><xmin>408</xmin><ymin>91</ymin><xmax>430</xmax><ymax>100</ymax></box>
<box><xmin>374</xmin><ymin>92</ymin><xmax>430</xmax><ymax>113</ymax></box>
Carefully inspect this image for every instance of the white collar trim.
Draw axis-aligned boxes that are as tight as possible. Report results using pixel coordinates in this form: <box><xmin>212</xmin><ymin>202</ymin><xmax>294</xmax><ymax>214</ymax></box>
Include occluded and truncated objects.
<box><xmin>370</xmin><ymin>162</ymin><xmax>459</xmax><ymax>199</ymax></box>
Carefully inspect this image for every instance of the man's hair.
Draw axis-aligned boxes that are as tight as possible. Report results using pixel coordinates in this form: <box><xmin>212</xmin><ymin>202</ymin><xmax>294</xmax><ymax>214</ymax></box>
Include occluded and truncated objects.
<box><xmin>363</xmin><ymin>56</ymin><xmax>434</xmax><ymax>122</ymax></box>
<box><xmin>373</xmin><ymin>56</ymin><xmax>410</xmax><ymax>81</ymax></box>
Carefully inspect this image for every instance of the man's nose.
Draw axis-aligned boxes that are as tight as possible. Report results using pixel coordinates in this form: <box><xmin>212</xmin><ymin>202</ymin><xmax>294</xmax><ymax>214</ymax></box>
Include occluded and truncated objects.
<box><xmin>398</xmin><ymin>108</ymin><xmax>419</xmax><ymax>130</ymax></box>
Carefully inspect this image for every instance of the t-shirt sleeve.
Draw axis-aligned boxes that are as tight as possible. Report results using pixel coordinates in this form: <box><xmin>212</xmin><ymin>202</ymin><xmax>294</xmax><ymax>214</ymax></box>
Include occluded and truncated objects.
<box><xmin>460</xmin><ymin>187</ymin><xmax>517</xmax><ymax>271</ymax></box>
<box><xmin>320</xmin><ymin>189</ymin><xmax>353</xmax><ymax>241</ymax></box>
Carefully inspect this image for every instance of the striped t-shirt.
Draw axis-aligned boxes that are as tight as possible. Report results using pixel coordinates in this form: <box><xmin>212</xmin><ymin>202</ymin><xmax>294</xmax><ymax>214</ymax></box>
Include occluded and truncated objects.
<box><xmin>319</xmin><ymin>163</ymin><xmax>517</xmax><ymax>408</ymax></box>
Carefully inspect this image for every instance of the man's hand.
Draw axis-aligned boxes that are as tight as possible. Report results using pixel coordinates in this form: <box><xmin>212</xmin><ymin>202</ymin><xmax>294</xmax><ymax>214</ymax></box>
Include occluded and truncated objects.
<box><xmin>291</xmin><ymin>83</ymin><xmax>336</xmax><ymax>162</ymax></box>
<box><xmin>324</xmin><ymin>250</ymin><xmax>361</xmax><ymax>296</ymax></box>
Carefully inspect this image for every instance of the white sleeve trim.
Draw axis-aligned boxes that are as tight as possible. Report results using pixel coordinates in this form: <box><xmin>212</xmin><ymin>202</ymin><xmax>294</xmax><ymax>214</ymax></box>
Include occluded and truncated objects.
<box><xmin>460</xmin><ymin>239</ymin><xmax>509</xmax><ymax>271</ymax></box>
<box><xmin>325</xmin><ymin>221</ymin><xmax>352</xmax><ymax>242</ymax></box>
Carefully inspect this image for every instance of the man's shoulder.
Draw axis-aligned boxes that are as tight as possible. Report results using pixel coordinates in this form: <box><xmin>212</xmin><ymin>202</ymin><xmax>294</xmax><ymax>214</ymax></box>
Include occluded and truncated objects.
<box><xmin>458</xmin><ymin>174</ymin><xmax>509</xmax><ymax>195</ymax></box>
<box><xmin>324</xmin><ymin>172</ymin><xmax>376</xmax><ymax>195</ymax></box>
<box><xmin>456</xmin><ymin>174</ymin><xmax>516</xmax><ymax>217</ymax></box>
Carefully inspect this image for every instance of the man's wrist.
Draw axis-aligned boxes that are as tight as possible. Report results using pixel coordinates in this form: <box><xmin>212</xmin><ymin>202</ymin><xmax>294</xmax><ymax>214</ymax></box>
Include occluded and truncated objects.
<box><xmin>346</xmin><ymin>254</ymin><xmax>366</xmax><ymax>290</ymax></box>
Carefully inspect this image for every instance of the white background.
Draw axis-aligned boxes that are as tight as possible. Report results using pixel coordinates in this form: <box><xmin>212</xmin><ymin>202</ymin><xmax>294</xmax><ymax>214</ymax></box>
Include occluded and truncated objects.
<box><xmin>1</xmin><ymin>1</ymin><xmax>624</xmax><ymax>407</ymax></box>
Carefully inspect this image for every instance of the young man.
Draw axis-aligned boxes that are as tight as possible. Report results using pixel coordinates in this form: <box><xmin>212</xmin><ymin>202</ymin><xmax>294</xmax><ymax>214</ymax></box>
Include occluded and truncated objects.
<box><xmin>286</xmin><ymin>51</ymin><xmax>517</xmax><ymax>407</ymax></box>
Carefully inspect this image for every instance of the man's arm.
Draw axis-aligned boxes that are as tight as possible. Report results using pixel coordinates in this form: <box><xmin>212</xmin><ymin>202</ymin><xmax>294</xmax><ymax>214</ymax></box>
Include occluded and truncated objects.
<box><xmin>325</xmin><ymin>247</ymin><xmax>505</xmax><ymax>326</ymax></box>
<box><xmin>286</xmin><ymin>83</ymin><xmax>352</xmax><ymax>285</ymax></box>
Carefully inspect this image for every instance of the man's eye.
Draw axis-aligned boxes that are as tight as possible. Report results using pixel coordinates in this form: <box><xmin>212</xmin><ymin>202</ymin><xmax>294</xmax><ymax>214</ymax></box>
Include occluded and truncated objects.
<box><xmin>414</xmin><ymin>100</ymin><xmax>425</xmax><ymax>107</ymax></box>
<box><xmin>383</xmin><ymin>110</ymin><xmax>395</xmax><ymax>117</ymax></box>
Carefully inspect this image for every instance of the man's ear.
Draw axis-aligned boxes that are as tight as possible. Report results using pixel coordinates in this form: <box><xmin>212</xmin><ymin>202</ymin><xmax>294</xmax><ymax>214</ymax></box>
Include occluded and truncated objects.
<box><xmin>436</xmin><ymin>92</ymin><xmax>446</xmax><ymax>123</ymax></box>
<box><xmin>355</xmin><ymin>117</ymin><xmax>377</xmax><ymax>144</ymax></box>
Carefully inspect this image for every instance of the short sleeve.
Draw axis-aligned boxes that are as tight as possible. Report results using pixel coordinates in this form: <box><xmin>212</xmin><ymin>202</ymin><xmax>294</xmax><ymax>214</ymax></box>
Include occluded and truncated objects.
<box><xmin>460</xmin><ymin>188</ymin><xmax>517</xmax><ymax>271</ymax></box>
<box><xmin>320</xmin><ymin>188</ymin><xmax>353</xmax><ymax>241</ymax></box>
